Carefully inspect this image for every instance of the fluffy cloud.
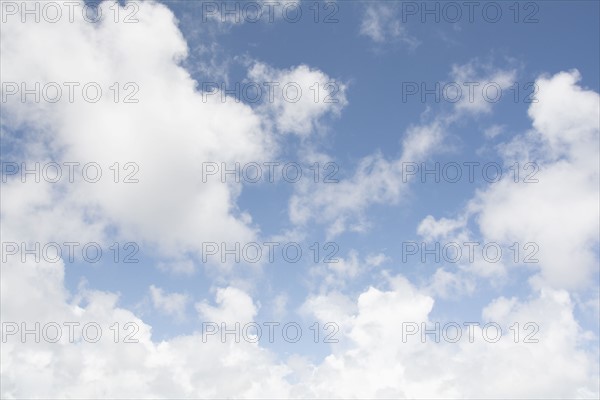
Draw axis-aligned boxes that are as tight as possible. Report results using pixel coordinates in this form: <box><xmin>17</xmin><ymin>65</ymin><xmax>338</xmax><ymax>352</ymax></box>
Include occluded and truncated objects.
<box><xmin>247</xmin><ymin>62</ymin><xmax>348</xmax><ymax>137</ymax></box>
<box><xmin>195</xmin><ymin>286</ymin><xmax>258</xmax><ymax>325</ymax></box>
<box><xmin>420</xmin><ymin>70</ymin><xmax>599</xmax><ymax>290</ymax></box>
<box><xmin>3</xmin><ymin>254</ymin><xmax>598</xmax><ymax>398</ymax></box>
<box><xmin>1</xmin><ymin>257</ymin><xmax>291</xmax><ymax>398</ymax></box>
<box><xmin>149</xmin><ymin>285</ymin><xmax>189</xmax><ymax>321</ymax></box>
<box><xmin>478</xmin><ymin>70</ymin><xmax>599</xmax><ymax>289</ymax></box>
<box><xmin>1</xmin><ymin>0</ymin><xmax>268</xmax><ymax>264</ymax></box>
<box><xmin>0</xmin><ymin>0</ymin><xmax>346</xmax><ymax>269</ymax></box>
<box><xmin>298</xmin><ymin>274</ymin><xmax>598</xmax><ymax>398</ymax></box>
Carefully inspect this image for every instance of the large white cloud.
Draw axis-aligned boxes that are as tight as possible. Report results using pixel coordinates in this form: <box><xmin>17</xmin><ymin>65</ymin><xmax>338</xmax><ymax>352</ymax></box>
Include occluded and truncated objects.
<box><xmin>3</xmin><ymin>253</ymin><xmax>598</xmax><ymax>398</ymax></box>
<box><xmin>297</xmin><ymin>273</ymin><xmax>598</xmax><ymax>398</ymax></box>
<box><xmin>0</xmin><ymin>0</ymin><xmax>346</xmax><ymax>268</ymax></box>
<box><xmin>1</xmin><ymin>257</ymin><xmax>292</xmax><ymax>398</ymax></box>
<box><xmin>1</xmin><ymin>0</ymin><xmax>267</xmax><ymax>261</ymax></box>
<box><xmin>3</xmin><ymin>235</ymin><xmax>597</xmax><ymax>399</ymax></box>
<box><xmin>419</xmin><ymin>70</ymin><xmax>599</xmax><ymax>290</ymax></box>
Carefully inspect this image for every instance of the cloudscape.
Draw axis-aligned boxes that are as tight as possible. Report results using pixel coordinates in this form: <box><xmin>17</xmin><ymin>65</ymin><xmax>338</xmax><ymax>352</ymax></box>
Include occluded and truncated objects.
<box><xmin>1</xmin><ymin>1</ymin><xmax>599</xmax><ymax>398</ymax></box>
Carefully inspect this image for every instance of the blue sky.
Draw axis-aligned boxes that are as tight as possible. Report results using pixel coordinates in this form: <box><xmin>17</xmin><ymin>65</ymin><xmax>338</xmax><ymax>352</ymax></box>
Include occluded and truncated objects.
<box><xmin>1</xmin><ymin>1</ymin><xmax>599</xmax><ymax>398</ymax></box>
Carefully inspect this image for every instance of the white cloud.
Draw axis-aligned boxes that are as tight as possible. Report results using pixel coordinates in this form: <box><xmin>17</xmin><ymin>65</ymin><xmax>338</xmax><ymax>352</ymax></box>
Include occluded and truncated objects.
<box><xmin>0</xmin><ymin>0</ymin><xmax>345</xmax><ymax>271</ymax></box>
<box><xmin>0</xmin><ymin>257</ymin><xmax>292</xmax><ymax>398</ymax></box>
<box><xmin>360</xmin><ymin>3</ymin><xmax>419</xmax><ymax>49</ymax></box>
<box><xmin>474</xmin><ymin>70</ymin><xmax>599</xmax><ymax>290</ymax></box>
<box><xmin>298</xmin><ymin>274</ymin><xmax>599</xmax><ymax>398</ymax></box>
<box><xmin>307</xmin><ymin>250</ymin><xmax>390</xmax><ymax>292</ymax></box>
<box><xmin>527</xmin><ymin>70</ymin><xmax>599</xmax><ymax>158</ymax></box>
<box><xmin>288</xmin><ymin>58</ymin><xmax>516</xmax><ymax>238</ymax></box>
<box><xmin>365</xmin><ymin>253</ymin><xmax>389</xmax><ymax>267</ymax></box>
<box><xmin>449</xmin><ymin>60</ymin><xmax>517</xmax><ymax>114</ymax></box>
<box><xmin>149</xmin><ymin>285</ymin><xmax>189</xmax><ymax>321</ymax></box>
<box><xmin>289</xmin><ymin>120</ymin><xmax>445</xmax><ymax>238</ymax></box>
<box><xmin>247</xmin><ymin>62</ymin><xmax>348</xmax><ymax>137</ymax></box>
<box><xmin>157</xmin><ymin>259</ymin><xmax>196</xmax><ymax>276</ymax></box>
<box><xmin>195</xmin><ymin>286</ymin><xmax>258</xmax><ymax>325</ymax></box>
<box><xmin>0</xmin><ymin>0</ymin><xmax>270</xmax><ymax>266</ymax></box>
<box><xmin>1</xmin><ymin>1</ymin><xmax>598</xmax><ymax>397</ymax></box>
<box><xmin>484</xmin><ymin>124</ymin><xmax>504</xmax><ymax>139</ymax></box>
<box><xmin>424</xmin><ymin>268</ymin><xmax>476</xmax><ymax>299</ymax></box>
<box><xmin>417</xmin><ymin>215</ymin><xmax>468</xmax><ymax>241</ymax></box>
<box><xmin>3</xmin><ymin>252</ymin><xmax>597</xmax><ymax>397</ymax></box>
<box><xmin>416</xmin><ymin>70</ymin><xmax>599</xmax><ymax>290</ymax></box>
<box><xmin>199</xmin><ymin>0</ymin><xmax>302</xmax><ymax>26</ymax></box>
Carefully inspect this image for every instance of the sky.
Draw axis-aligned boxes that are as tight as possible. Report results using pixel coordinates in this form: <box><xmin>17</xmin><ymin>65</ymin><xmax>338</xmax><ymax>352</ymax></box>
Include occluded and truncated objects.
<box><xmin>1</xmin><ymin>0</ymin><xmax>599</xmax><ymax>398</ymax></box>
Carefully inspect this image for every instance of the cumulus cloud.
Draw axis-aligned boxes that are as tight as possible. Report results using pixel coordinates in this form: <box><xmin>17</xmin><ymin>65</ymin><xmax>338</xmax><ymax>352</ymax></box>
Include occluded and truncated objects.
<box><xmin>1</xmin><ymin>257</ymin><xmax>291</xmax><ymax>398</ymax></box>
<box><xmin>1</xmin><ymin>0</ymin><xmax>268</xmax><ymax>265</ymax></box>
<box><xmin>195</xmin><ymin>286</ymin><xmax>258</xmax><ymax>325</ymax></box>
<box><xmin>298</xmin><ymin>274</ymin><xmax>599</xmax><ymax>398</ymax></box>
<box><xmin>0</xmin><ymin>0</ymin><xmax>345</xmax><ymax>270</ymax></box>
<box><xmin>246</xmin><ymin>62</ymin><xmax>348</xmax><ymax>137</ymax></box>
<box><xmin>0</xmin><ymin>3</ymin><xmax>347</xmax><ymax>395</ymax></box>
<box><xmin>417</xmin><ymin>70</ymin><xmax>599</xmax><ymax>291</ymax></box>
<box><xmin>476</xmin><ymin>70</ymin><xmax>599</xmax><ymax>289</ymax></box>
<box><xmin>2</xmin><ymin>253</ymin><xmax>598</xmax><ymax>398</ymax></box>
